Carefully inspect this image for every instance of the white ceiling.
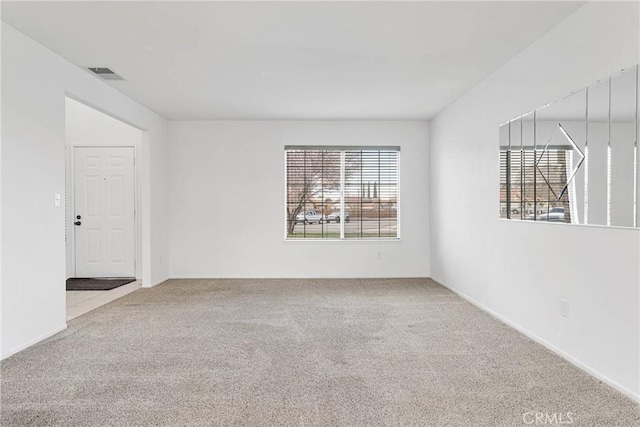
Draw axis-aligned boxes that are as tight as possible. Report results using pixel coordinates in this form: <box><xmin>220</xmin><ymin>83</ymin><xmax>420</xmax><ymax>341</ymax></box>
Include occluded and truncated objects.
<box><xmin>2</xmin><ymin>1</ymin><xmax>584</xmax><ymax>121</ymax></box>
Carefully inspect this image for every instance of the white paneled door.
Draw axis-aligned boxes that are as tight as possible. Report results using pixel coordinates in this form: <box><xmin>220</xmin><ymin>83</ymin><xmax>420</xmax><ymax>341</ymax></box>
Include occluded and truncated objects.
<box><xmin>74</xmin><ymin>147</ymin><xmax>135</xmax><ymax>277</ymax></box>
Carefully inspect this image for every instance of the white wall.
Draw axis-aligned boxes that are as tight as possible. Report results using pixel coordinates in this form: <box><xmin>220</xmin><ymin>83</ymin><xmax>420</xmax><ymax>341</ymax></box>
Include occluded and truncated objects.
<box><xmin>168</xmin><ymin>121</ymin><xmax>429</xmax><ymax>278</ymax></box>
<box><xmin>66</xmin><ymin>97</ymin><xmax>142</xmax><ymax>146</ymax></box>
<box><xmin>65</xmin><ymin>97</ymin><xmax>143</xmax><ymax>278</ymax></box>
<box><xmin>430</xmin><ymin>1</ymin><xmax>640</xmax><ymax>400</ymax></box>
<box><xmin>1</xmin><ymin>23</ymin><xmax>170</xmax><ymax>359</ymax></box>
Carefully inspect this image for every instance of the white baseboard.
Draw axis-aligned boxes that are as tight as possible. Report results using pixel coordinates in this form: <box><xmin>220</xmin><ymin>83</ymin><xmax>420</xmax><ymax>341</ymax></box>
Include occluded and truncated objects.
<box><xmin>141</xmin><ymin>277</ymin><xmax>169</xmax><ymax>288</ymax></box>
<box><xmin>433</xmin><ymin>275</ymin><xmax>640</xmax><ymax>403</ymax></box>
<box><xmin>1</xmin><ymin>324</ymin><xmax>68</xmax><ymax>360</ymax></box>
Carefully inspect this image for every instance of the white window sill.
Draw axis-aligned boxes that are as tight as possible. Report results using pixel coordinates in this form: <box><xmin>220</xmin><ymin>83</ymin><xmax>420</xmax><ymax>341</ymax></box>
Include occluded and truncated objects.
<box><xmin>283</xmin><ymin>238</ymin><xmax>402</xmax><ymax>243</ymax></box>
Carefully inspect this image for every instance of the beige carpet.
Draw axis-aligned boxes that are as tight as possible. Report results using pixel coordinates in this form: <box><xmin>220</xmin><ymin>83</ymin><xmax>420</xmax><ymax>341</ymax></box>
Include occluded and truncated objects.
<box><xmin>1</xmin><ymin>278</ymin><xmax>638</xmax><ymax>426</ymax></box>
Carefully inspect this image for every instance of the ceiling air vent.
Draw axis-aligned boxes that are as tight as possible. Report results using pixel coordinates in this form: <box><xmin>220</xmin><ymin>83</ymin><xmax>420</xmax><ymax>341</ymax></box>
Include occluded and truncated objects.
<box><xmin>87</xmin><ymin>67</ymin><xmax>124</xmax><ymax>81</ymax></box>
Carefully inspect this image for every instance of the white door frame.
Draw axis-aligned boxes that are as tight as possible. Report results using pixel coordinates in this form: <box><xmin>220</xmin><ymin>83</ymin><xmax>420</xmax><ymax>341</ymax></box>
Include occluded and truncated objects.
<box><xmin>69</xmin><ymin>145</ymin><xmax>138</xmax><ymax>278</ymax></box>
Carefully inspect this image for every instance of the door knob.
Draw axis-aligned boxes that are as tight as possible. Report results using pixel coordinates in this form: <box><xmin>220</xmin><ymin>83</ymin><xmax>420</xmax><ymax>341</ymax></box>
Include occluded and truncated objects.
<box><xmin>74</xmin><ymin>221</ymin><xmax>82</xmax><ymax>226</ymax></box>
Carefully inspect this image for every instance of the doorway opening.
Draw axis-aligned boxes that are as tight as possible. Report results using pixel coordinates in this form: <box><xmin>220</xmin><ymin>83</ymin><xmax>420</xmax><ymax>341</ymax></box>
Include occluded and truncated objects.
<box><xmin>65</xmin><ymin>97</ymin><xmax>142</xmax><ymax>320</ymax></box>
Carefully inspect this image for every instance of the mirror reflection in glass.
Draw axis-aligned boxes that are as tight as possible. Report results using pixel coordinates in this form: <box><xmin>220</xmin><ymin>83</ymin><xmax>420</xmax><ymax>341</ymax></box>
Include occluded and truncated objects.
<box><xmin>499</xmin><ymin>64</ymin><xmax>639</xmax><ymax>228</ymax></box>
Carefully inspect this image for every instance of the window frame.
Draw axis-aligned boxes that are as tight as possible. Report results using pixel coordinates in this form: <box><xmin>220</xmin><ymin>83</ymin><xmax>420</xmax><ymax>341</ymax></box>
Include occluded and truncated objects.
<box><xmin>283</xmin><ymin>146</ymin><xmax>401</xmax><ymax>241</ymax></box>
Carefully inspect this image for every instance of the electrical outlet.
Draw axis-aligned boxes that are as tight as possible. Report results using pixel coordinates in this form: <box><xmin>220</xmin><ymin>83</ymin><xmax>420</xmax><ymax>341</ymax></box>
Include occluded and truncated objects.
<box><xmin>376</xmin><ymin>252</ymin><xmax>382</xmax><ymax>260</ymax></box>
<box><xmin>54</xmin><ymin>193</ymin><xmax>61</xmax><ymax>207</ymax></box>
<box><xmin>560</xmin><ymin>299</ymin><xmax>569</xmax><ymax>317</ymax></box>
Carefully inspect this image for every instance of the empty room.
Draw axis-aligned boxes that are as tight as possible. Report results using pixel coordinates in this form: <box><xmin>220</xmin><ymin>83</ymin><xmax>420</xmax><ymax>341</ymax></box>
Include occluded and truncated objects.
<box><xmin>1</xmin><ymin>1</ymin><xmax>639</xmax><ymax>426</ymax></box>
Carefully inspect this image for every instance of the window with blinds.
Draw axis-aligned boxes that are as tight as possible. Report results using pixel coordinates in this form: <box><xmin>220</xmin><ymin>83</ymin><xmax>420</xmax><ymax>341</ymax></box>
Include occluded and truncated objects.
<box><xmin>499</xmin><ymin>147</ymin><xmax>572</xmax><ymax>222</ymax></box>
<box><xmin>285</xmin><ymin>146</ymin><xmax>400</xmax><ymax>239</ymax></box>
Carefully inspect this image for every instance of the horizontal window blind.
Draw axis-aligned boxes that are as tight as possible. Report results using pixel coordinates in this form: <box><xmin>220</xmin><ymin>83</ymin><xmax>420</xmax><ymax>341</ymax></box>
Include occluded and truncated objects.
<box><xmin>286</xmin><ymin>150</ymin><xmax>341</xmax><ymax>239</ymax></box>
<box><xmin>500</xmin><ymin>148</ymin><xmax>571</xmax><ymax>222</ymax></box>
<box><xmin>285</xmin><ymin>147</ymin><xmax>399</xmax><ymax>240</ymax></box>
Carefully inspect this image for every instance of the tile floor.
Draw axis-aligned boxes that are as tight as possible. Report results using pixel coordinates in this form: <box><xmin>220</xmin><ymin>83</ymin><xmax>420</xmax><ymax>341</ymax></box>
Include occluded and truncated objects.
<box><xmin>66</xmin><ymin>280</ymin><xmax>140</xmax><ymax>321</ymax></box>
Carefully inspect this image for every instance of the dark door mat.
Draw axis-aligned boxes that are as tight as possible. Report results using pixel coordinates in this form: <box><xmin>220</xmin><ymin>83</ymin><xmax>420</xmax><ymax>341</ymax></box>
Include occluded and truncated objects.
<box><xmin>66</xmin><ymin>278</ymin><xmax>135</xmax><ymax>291</ymax></box>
